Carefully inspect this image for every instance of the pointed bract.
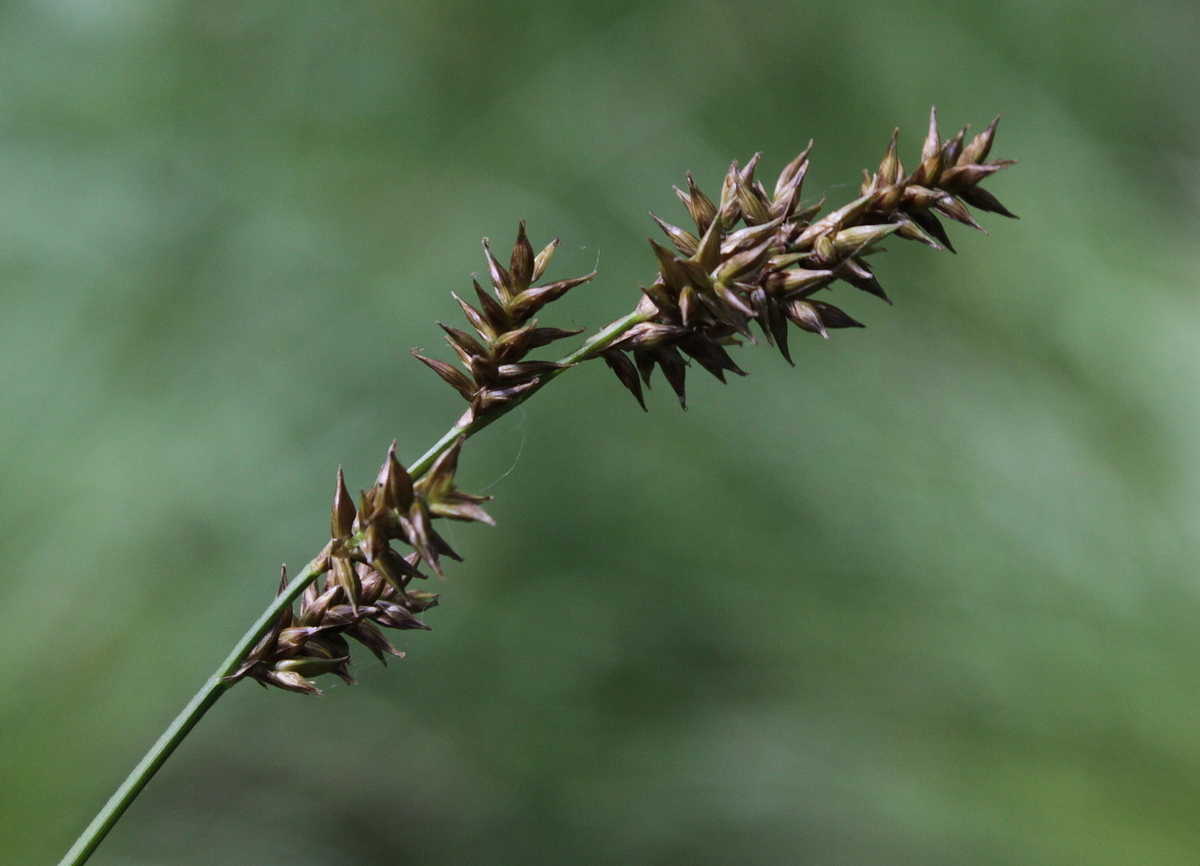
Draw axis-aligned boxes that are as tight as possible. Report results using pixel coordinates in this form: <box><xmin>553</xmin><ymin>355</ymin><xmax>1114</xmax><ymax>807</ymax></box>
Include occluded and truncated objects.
<box><xmin>412</xmin><ymin>351</ymin><xmax>476</xmax><ymax>401</ymax></box>
<box><xmin>774</xmin><ymin>141</ymin><xmax>813</xmax><ymax>199</ymax></box>
<box><xmin>959</xmin><ymin>115</ymin><xmax>1000</xmax><ymax>166</ymax></box>
<box><xmin>481</xmin><ymin>238</ymin><xmax>513</xmax><ymax>302</ymax></box>
<box><xmin>376</xmin><ymin>441</ymin><xmax>415</xmax><ymax>513</ymax></box>
<box><xmin>439</xmin><ymin>323</ymin><xmax>488</xmax><ymax>360</ymax></box>
<box><xmin>811</xmin><ymin>300</ymin><xmax>865</xmax><ymax>329</ymax></box>
<box><xmin>473</xmin><ymin>279</ymin><xmax>511</xmax><ymax>334</ymax></box>
<box><xmin>510</xmin><ymin>221</ymin><xmax>535</xmax><ymax>291</ymax></box>
<box><xmin>602</xmin><ymin>348</ymin><xmax>647</xmax><ymax>411</ymax></box>
<box><xmin>452</xmin><ymin>292</ymin><xmax>494</xmax><ymax>343</ymax></box>
<box><xmin>957</xmin><ymin>185</ymin><xmax>1018</xmax><ymax>218</ymax></box>
<box><xmin>681</xmin><ymin>172</ymin><xmax>717</xmax><ymax>233</ymax></box>
<box><xmin>913</xmin><ymin>106</ymin><xmax>943</xmax><ymax>186</ymax></box>
<box><xmin>332</xmin><ymin>468</ymin><xmax>356</xmax><ymax>539</ymax></box>
<box><xmin>652</xmin><ymin>213</ymin><xmax>700</xmax><ymax>257</ymax></box>
<box><xmin>532</xmin><ymin>237</ymin><xmax>560</xmax><ymax>282</ymax></box>
<box><xmin>878</xmin><ymin>128</ymin><xmax>901</xmax><ymax>185</ymax></box>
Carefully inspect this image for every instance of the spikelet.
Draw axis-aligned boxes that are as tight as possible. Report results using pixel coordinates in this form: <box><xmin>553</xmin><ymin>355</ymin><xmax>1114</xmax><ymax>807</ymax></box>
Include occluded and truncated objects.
<box><xmin>228</xmin><ymin>439</ymin><xmax>489</xmax><ymax>694</ymax></box>
<box><xmin>413</xmin><ymin>222</ymin><xmax>591</xmax><ymax>426</ymax></box>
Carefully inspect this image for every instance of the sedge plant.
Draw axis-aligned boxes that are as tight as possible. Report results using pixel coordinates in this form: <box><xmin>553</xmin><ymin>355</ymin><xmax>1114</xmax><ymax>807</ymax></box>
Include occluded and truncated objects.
<box><xmin>57</xmin><ymin>108</ymin><xmax>1016</xmax><ymax>866</ymax></box>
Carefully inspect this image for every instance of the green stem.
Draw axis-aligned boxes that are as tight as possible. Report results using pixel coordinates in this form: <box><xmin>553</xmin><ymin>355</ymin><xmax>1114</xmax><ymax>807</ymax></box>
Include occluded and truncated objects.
<box><xmin>57</xmin><ymin>304</ymin><xmax>650</xmax><ymax>866</ymax></box>
<box><xmin>55</xmin><ymin>555</ymin><xmax>322</xmax><ymax>866</ymax></box>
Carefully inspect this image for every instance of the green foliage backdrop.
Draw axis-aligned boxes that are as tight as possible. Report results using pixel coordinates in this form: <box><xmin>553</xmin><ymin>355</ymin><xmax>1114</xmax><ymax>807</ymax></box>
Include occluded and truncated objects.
<box><xmin>3</xmin><ymin>1</ymin><xmax>1200</xmax><ymax>863</ymax></box>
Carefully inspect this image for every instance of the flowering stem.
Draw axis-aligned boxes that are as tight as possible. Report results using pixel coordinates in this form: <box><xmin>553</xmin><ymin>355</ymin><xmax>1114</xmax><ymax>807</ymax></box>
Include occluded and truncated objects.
<box><xmin>56</xmin><ymin>305</ymin><xmax>651</xmax><ymax>866</ymax></box>
<box><xmin>58</xmin><ymin>105</ymin><xmax>1016</xmax><ymax>863</ymax></box>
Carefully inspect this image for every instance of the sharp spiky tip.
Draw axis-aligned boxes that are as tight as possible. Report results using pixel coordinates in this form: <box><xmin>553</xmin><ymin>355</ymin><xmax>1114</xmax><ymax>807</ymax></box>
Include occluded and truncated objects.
<box><xmin>510</xmin><ymin>221</ymin><xmax>535</xmax><ymax>289</ymax></box>
<box><xmin>924</xmin><ymin>106</ymin><xmax>940</xmax><ymax>144</ymax></box>
<box><xmin>331</xmin><ymin>466</ymin><xmax>357</xmax><ymax>539</ymax></box>
<box><xmin>481</xmin><ymin>236</ymin><xmax>513</xmax><ymax>300</ymax></box>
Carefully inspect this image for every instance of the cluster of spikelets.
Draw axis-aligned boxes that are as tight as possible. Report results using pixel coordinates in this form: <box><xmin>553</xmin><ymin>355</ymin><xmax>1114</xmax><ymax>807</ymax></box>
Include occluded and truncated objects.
<box><xmin>412</xmin><ymin>228</ymin><xmax>594</xmax><ymax>427</ymax></box>
<box><xmin>229</xmin><ymin>441</ymin><xmax>492</xmax><ymax>694</ymax></box>
<box><xmin>240</xmin><ymin>109</ymin><xmax>1013</xmax><ymax>694</ymax></box>
<box><xmin>599</xmin><ymin>107</ymin><xmax>1016</xmax><ymax>408</ymax></box>
<box><xmin>413</xmin><ymin>107</ymin><xmax>1014</xmax><ymax>416</ymax></box>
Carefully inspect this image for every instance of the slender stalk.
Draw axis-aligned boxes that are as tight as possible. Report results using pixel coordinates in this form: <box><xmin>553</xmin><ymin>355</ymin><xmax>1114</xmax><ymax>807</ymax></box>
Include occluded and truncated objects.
<box><xmin>57</xmin><ymin>305</ymin><xmax>650</xmax><ymax>866</ymax></box>
<box><xmin>56</xmin><ymin>555</ymin><xmax>322</xmax><ymax>866</ymax></box>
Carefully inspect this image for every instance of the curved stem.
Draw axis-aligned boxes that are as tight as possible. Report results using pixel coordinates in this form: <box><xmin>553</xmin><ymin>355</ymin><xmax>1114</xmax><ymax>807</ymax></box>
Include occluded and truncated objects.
<box><xmin>58</xmin><ymin>304</ymin><xmax>650</xmax><ymax>866</ymax></box>
<box><xmin>56</xmin><ymin>683</ymin><xmax>228</xmax><ymax>866</ymax></box>
<box><xmin>56</xmin><ymin>555</ymin><xmax>323</xmax><ymax>866</ymax></box>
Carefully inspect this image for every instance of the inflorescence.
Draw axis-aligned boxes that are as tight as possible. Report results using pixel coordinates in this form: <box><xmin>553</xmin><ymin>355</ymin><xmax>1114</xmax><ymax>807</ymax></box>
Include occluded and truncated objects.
<box><xmin>234</xmin><ymin>108</ymin><xmax>1015</xmax><ymax>695</ymax></box>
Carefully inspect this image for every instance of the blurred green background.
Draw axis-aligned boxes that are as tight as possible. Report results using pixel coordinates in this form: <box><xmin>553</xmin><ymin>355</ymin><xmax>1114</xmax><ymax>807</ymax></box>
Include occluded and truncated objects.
<box><xmin>3</xmin><ymin>1</ymin><xmax>1199</xmax><ymax>864</ymax></box>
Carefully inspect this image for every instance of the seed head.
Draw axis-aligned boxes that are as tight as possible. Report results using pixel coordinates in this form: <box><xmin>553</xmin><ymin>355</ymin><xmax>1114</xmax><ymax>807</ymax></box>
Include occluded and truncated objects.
<box><xmin>596</xmin><ymin>109</ymin><xmax>1015</xmax><ymax>404</ymax></box>
<box><xmin>235</xmin><ymin>109</ymin><xmax>1015</xmax><ymax>696</ymax></box>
